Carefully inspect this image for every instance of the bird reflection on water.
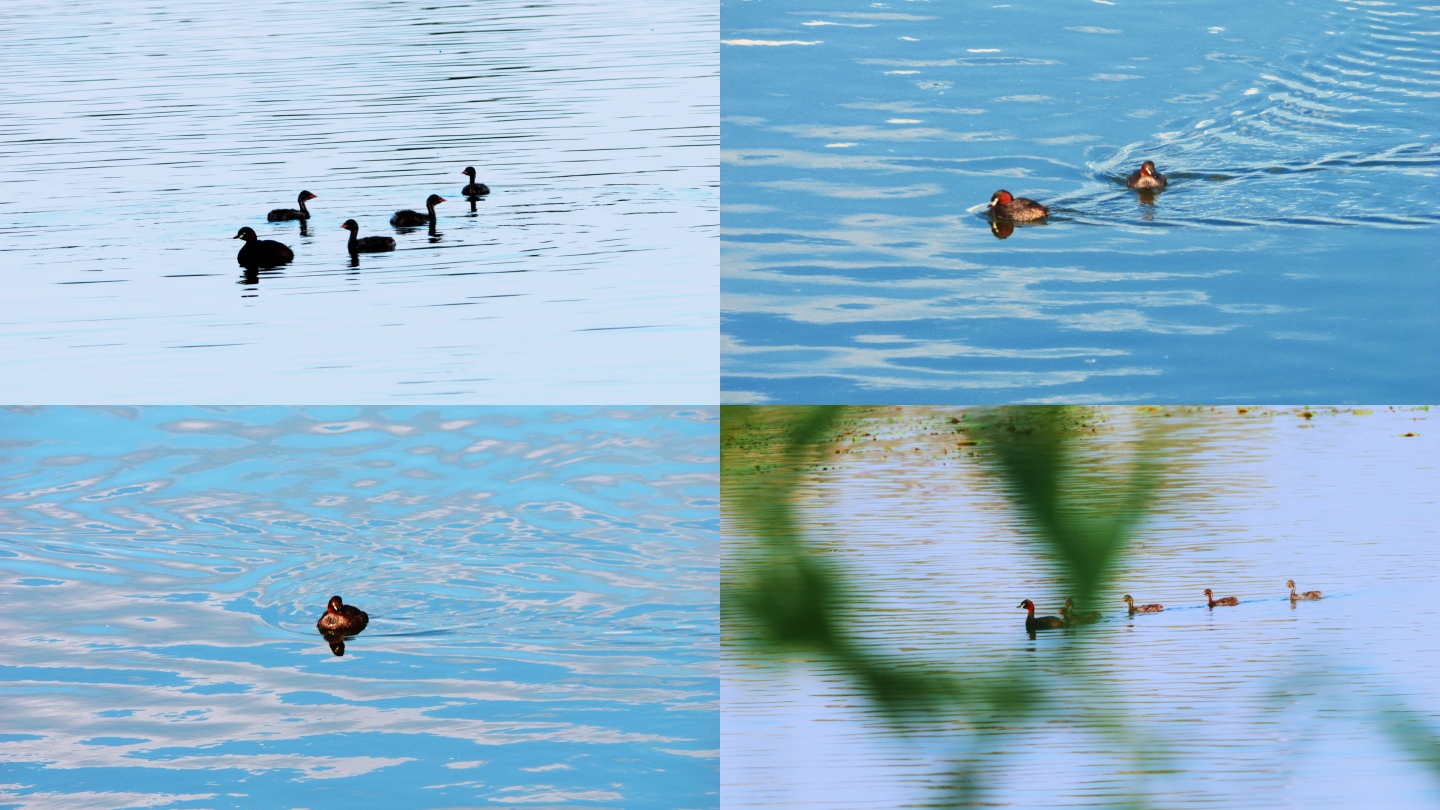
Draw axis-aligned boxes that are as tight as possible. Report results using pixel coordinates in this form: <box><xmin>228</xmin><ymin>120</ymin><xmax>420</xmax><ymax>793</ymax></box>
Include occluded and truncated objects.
<box><xmin>238</xmin><ymin>266</ymin><xmax>285</xmax><ymax>297</ymax></box>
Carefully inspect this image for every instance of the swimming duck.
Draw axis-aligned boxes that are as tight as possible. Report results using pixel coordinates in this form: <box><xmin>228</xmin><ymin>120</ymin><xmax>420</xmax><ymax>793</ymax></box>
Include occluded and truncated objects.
<box><xmin>1204</xmin><ymin>588</ymin><xmax>1239</xmax><ymax>608</ymax></box>
<box><xmin>267</xmin><ymin>190</ymin><xmax>318</xmax><ymax>222</ymax></box>
<box><xmin>233</xmin><ymin>227</ymin><xmax>294</xmax><ymax>267</ymax></box>
<box><xmin>1060</xmin><ymin>598</ymin><xmax>1101</xmax><ymax>625</ymax></box>
<box><xmin>316</xmin><ymin>595</ymin><xmax>369</xmax><ymax>635</ymax></box>
<box><xmin>1125</xmin><ymin>161</ymin><xmax>1167</xmax><ymax>190</ymax></box>
<box><xmin>391</xmin><ymin>194</ymin><xmax>446</xmax><ymax>227</ymax></box>
<box><xmin>340</xmin><ymin>220</ymin><xmax>396</xmax><ymax>253</ymax></box>
<box><xmin>988</xmin><ymin>190</ymin><xmax>1049</xmax><ymax>221</ymax></box>
<box><xmin>1120</xmin><ymin>594</ymin><xmax>1163</xmax><ymax>614</ymax></box>
<box><xmin>461</xmin><ymin>166</ymin><xmax>490</xmax><ymax>197</ymax></box>
<box><xmin>1018</xmin><ymin>599</ymin><xmax>1064</xmax><ymax>633</ymax></box>
<box><xmin>1286</xmin><ymin>579</ymin><xmax>1322</xmax><ymax>601</ymax></box>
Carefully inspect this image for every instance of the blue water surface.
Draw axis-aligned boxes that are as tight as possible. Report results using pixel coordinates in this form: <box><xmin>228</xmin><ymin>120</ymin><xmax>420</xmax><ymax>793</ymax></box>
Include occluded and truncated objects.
<box><xmin>0</xmin><ymin>407</ymin><xmax>718</xmax><ymax>809</ymax></box>
<box><xmin>721</xmin><ymin>0</ymin><xmax>1439</xmax><ymax>403</ymax></box>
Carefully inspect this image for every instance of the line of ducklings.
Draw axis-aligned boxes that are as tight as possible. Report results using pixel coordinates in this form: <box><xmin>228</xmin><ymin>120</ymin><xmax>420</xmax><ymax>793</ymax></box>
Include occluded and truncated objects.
<box><xmin>985</xmin><ymin>159</ymin><xmax>1165</xmax><ymax>233</ymax></box>
<box><xmin>232</xmin><ymin>166</ymin><xmax>490</xmax><ymax>268</ymax></box>
<box><xmin>1018</xmin><ymin>579</ymin><xmax>1323</xmax><ymax>634</ymax></box>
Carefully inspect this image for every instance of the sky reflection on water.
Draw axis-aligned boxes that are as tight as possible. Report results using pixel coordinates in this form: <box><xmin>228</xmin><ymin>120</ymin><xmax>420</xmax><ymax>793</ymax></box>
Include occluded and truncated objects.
<box><xmin>1</xmin><ymin>0</ymin><xmax>717</xmax><ymax>403</ymax></box>
<box><xmin>0</xmin><ymin>406</ymin><xmax>718</xmax><ymax>809</ymax></box>
<box><xmin>722</xmin><ymin>0</ymin><xmax>1439</xmax><ymax>403</ymax></box>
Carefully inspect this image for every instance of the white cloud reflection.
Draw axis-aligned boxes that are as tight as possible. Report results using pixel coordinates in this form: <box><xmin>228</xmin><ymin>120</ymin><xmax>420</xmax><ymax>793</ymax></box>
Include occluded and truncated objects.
<box><xmin>0</xmin><ymin>408</ymin><xmax>718</xmax><ymax>803</ymax></box>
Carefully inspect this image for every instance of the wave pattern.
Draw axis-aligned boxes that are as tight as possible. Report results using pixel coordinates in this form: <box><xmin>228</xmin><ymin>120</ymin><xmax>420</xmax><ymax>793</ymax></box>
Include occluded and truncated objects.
<box><xmin>721</xmin><ymin>0</ymin><xmax>1439</xmax><ymax>403</ymax></box>
<box><xmin>0</xmin><ymin>0</ymin><xmax>718</xmax><ymax>403</ymax></box>
<box><xmin>0</xmin><ymin>407</ymin><xmax>719</xmax><ymax>809</ymax></box>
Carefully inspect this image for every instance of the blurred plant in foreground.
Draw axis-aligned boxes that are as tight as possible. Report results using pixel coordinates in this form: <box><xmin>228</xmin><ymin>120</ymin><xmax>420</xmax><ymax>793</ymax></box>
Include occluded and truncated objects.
<box><xmin>722</xmin><ymin>405</ymin><xmax>1172</xmax><ymax>807</ymax></box>
<box><xmin>723</xmin><ymin>405</ymin><xmax>1440</xmax><ymax>807</ymax></box>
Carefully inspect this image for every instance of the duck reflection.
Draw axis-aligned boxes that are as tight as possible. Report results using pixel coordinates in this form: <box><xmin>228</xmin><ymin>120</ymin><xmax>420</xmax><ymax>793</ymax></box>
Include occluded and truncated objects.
<box><xmin>989</xmin><ymin>217</ymin><xmax>1052</xmax><ymax>240</ymax></box>
<box><xmin>238</xmin><ymin>266</ymin><xmax>284</xmax><ymax>297</ymax></box>
<box><xmin>317</xmin><ymin>595</ymin><xmax>368</xmax><ymax>657</ymax></box>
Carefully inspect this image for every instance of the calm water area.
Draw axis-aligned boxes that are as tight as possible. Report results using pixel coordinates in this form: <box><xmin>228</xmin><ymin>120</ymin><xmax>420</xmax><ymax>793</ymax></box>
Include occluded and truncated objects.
<box><xmin>721</xmin><ymin>0</ymin><xmax>1440</xmax><ymax>404</ymax></box>
<box><xmin>724</xmin><ymin>407</ymin><xmax>1439</xmax><ymax>808</ymax></box>
<box><xmin>1</xmin><ymin>0</ymin><xmax>717</xmax><ymax>403</ymax></box>
<box><xmin>0</xmin><ymin>407</ymin><xmax>718</xmax><ymax>809</ymax></box>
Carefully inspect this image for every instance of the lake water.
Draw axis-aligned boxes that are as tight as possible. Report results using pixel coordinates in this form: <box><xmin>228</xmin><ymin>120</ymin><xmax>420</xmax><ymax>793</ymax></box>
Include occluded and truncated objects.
<box><xmin>0</xmin><ymin>0</ymin><xmax>717</xmax><ymax>404</ymax></box>
<box><xmin>0</xmin><ymin>407</ymin><xmax>718</xmax><ymax>809</ymax></box>
<box><xmin>721</xmin><ymin>0</ymin><xmax>1440</xmax><ymax>404</ymax></box>
<box><xmin>723</xmin><ymin>406</ymin><xmax>1440</xmax><ymax>808</ymax></box>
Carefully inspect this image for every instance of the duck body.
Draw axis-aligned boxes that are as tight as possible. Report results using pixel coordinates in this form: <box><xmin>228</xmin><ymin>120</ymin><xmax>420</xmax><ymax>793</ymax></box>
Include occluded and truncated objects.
<box><xmin>234</xmin><ymin>227</ymin><xmax>294</xmax><ymax>267</ymax></box>
<box><xmin>341</xmin><ymin>219</ymin><xmax>396</xmax><ymax>253</ymax></box>
<box><xmin>988</xmin><ymin>190</ymin><xmax>1049</xmax><ymax>221</ymax></box>
<box><xmin>1019</xmin><ymin>599</ymin><xmax>1064</xmax><ymax>632</ymax></box>
<box><xmin>268</xmin><ymin>190</ymin><xmax>317</xmax><ymax>222</ymax></box>
<box><xmin>1125</xmin><ymin>161</ymin><xmax>1167</xmax><ymax>189</ymax></box>
<box><xmin>1286</xmin><ymin>579</ymin><xmax>1322</xmax><ymax>601</ymax></box>
<box><xmin>1061</xmin><ymin>598</ymin><xmax>1102</xmax><ymax>625</ymax></box>
<box><xmin>316</xmin><ymin>595</ymin><xmax>369</xmax><ymax>635</ymax></box>
<box><xmin>1204</xmin><ymin>588</ymin><xmax>1239</xmax><ymax>608</ymax></box>
<box><xmin>1121</xmin><ymin>595</ymin><xmax>1163</xmax><ymax>614</ymax></box>
<box><xmin>391</xmin><ymin>194</ymin><xmax>446</xmax><ymax>227</ymax></box>
<box><xmin>462</xmin><ymin>166</ymin><xmax>490</xmax><ymax>196</ymax></box>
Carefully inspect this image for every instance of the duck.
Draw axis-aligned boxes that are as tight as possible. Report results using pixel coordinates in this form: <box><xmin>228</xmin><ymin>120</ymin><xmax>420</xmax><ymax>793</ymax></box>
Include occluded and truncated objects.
<box><xmin>1204</xmin><ymin>588</ymin><xmax>1239</xmax><ymax>608</ymax></box>
<box><xmin>267</xmin><ymin>190</ymin><xmax>317</xmax><ymax>222</ymax></box>
<box><xmin>1018</xmin><ymin>599</ymin><xmax>1064</xmax><ymax>633</ymax></box>
<box><xmin>391</xmin><ymin>194</ymin><xmax>446</xmax><ymax>227</ymax></box>
<box><xmin>340</xmin><ymin>220</ymin><xmax>396</xmax><ymax>253</ymax></box>
<box><xmin>1286</xmin><ymin>579</ymin><xmax>1322</xmax><ymax>601</ymax></box>
<box><xmin>1060</xmin><ymin>598</ymin><xmax>1101</xmax><ymax>625</ymax></box>
<box><xmin>1120</xmin><ymin>594</ymin><xmax>1163</xmax><ymax>614</ymax></box>
<box><xmin>1125</xmin><ymin>161</ymin><xmax>1167</xmax><ymax>190</ymax></box>
<box><xmin>461</xmin><ymin>166</ymin><xmax>490</xmax><ymax>196</ymax></box>
<box><xmin>233</xmin><ymin>227</ymin><xmax>294</xmax><ymax>267</ymax></box>
<box><xmin>316</xmin><ymin>595</ymin><xmax>369</xmax><ymax>635</ymax></box>
<box><xmin>987</xmin><ymin>190</ymin><xmax>1049</xmax><ymax>221</ymax></box>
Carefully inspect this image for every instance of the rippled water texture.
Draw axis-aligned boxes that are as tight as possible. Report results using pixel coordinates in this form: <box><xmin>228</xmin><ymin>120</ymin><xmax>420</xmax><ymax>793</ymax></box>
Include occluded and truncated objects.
<box><xmin>0</xmin><ymin>407</ymin><xmax>717</xmax><ymax>808</ymax></box>
<box><xmin>1</xmin><ymin>0</ymin><xmax>717</xmax><ymax>403</ymax></box>
<box><xmin>721</xmin><ymin>1</ymin><xmax>1440</xmax><ymax>403</ymax></box>
<box><xmin>724</xmin><ymin>406</ymin><xmax>1439</xmax><ymax>808</ymax></box>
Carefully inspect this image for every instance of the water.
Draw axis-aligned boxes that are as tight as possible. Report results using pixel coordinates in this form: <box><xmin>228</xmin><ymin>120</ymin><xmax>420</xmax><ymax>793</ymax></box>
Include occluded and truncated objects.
<box><xmin>0</xmin><ymin>407</ymin><xmax>718</xmax><ymax>809</ymax></box>
<box><xmin>720</xmin><ymin>0</ymin><xmax>1440</xmax><ymax>404</ymax></box>
<box><xmin>723</xmin><ymin>406</ymin><xmax>1440</xmax><ymax>808</ymax></box>
<box><xmin>0</xmin><ymin>0</ymin><xmax>717</xmax><ymax>403</ymax></box>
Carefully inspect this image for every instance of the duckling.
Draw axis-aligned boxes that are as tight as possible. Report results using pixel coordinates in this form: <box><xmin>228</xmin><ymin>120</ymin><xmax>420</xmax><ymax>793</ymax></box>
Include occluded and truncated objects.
<box><xmin>1120</xmin><ymin>594</ymin><xmax>1163</xmax><ymax>614</ymax></box>
<box><xmin>1018</xmin><ymin>599</ymin><xmax>1064</xmax><ymax>633</ymax></box>
<box><xmin>1060</xmin><ymin>597</ymin><xmax>1101</xmax><ymax>625</ymax></box>
<box><xmin>1286</xmin><ymin>579</ymin><xmax>1322</xmax><ymax>601</ymax></box>
<box><xmin>1204</xmin><ymin>588</ymin><xmax>1239</xmax><ymax>608</ymax></box>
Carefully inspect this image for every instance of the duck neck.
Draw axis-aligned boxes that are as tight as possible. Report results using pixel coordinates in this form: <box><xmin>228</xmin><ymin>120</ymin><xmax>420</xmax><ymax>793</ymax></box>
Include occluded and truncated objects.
<box><xmin>298</xmin><ymin>197</ymin><xmax>310</xmax><ymax>218</ymax></box>
<box><xmin>347</xmin><ymin>228</ymin><xmax>358</xmax><ymax>252</ymax></box>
